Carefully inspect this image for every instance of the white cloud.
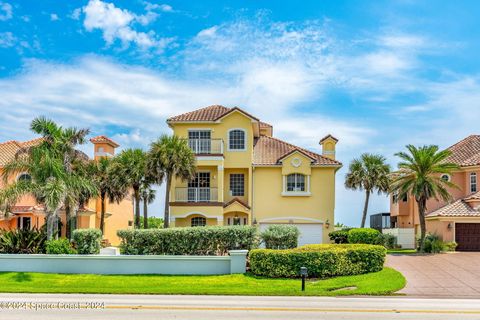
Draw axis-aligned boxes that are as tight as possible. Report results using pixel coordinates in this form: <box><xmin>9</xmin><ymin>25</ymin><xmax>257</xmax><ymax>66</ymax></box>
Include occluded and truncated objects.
<box><xmin>0</xmin><ymin>32</ymin><xmax>15</xmax><ymax>48</ymax></box>
<box><xmin>197</xmin><ymin>26</ymin><xmax>217</xmax><ymax>37</ymax></box>
<box><xmin>50</xmin><ymin>13</ymin><xmax>59</xmax><ymax>21</ymax></box>
<box><xmin>69</xmin><ymin>8</ymin><xmax>81</xmax><ymax>20</ymax></box>
<box><xmin>82</xmin><ymin>0</ymin><xmax>171</xmax><ymax>50</ymax></box>
<box><xmin>0</xmin><ymin>1</ymin><xmax>12</xmax><ymax>21</ymax></box>
<box><xmin>144</xmin><ymin>2</ymin><xmax>173</xmax><ymax>12</ymax></box>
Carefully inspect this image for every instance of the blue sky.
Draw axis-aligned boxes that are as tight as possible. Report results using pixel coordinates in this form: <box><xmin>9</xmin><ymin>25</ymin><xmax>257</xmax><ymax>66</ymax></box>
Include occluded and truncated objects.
<box><xmin>1</xmin><ymin>0</ymin><xmax>480</xmax><ymax>226</ymax></box>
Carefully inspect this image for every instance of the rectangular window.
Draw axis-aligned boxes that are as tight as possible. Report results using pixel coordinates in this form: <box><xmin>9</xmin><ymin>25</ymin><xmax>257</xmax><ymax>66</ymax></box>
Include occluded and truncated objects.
<box><xmin>230</xmin><ymin>174</ymin><xmax>245</xmax><ymax>196</ymax></box>
<box><xmin>188</xmin><ymin>172</ymin><xmax>211</xmax><ymax>202</ymax></box>
<box><xmin>188</xmin><ymin>130</ymin><xmax>211</xmax><ymax>153</ymax></box>
<box><xmin>17</xmin><ymin>217</ymin><xmax>31</xmax><ymax>230</ymax></box>
<box><xmin>471</xmin><ymin>173</ymin><xmax>477</xmax><ymax>193</ymax></box>
<box><xmin>229</xmin><ymin>130</ymin><xmax>245</xmax><ymax>150</ymax></box>
<box><xmin>286</xmin><ymin>174</ymin><xmax>305</xmax><ymax>192</ymax></box>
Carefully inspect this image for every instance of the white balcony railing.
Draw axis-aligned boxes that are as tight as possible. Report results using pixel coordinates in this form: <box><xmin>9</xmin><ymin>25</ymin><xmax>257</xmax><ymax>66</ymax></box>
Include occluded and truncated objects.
<box><xmin>187</xmin><ymin>139</ymin><xmax>223</xmax><ymax>155</ymax></box>
<box><xmin>175</xmin><ymin>187</ymin><xmax>218</xmax><ymax>202</ymax></box>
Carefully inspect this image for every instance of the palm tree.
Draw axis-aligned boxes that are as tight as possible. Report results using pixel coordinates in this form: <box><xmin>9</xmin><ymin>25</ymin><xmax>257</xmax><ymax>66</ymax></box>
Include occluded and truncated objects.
<box><xmin>89</xmin><ymin>157</ymin><xmax>127</xmax><ymax>234</ymax></box>
<box><xmin>26</xmin><ymin>117</ymin><xmax>91</xmax><ymax>238</ymax></box>
<box><xmin>1</xmin><ymin>146</ymin><xmax>68</xmax><ymax>239</ymax></box>
<box><xmin>390</xmin><ymin>145</ymin><xmax>459</xmax><ymax>252</ymax></box>
<box><xmin>110</xmin><ymin>149</ymin><xmax>148</xmax><ymax>228</ymax></box>
<box><xmin>345</xmin><ymin>153</ymin><xmax>391</xmax><ymax>228</ymax></box>
<box><xmin>148</xmin><ymin>135</ymin><xmax>195</xmax><ymax>228</ymax></box>
<box><xmin>140</xmin><ymin>185</ymin><xmax>156</xmax><ymax>229</ymax></box>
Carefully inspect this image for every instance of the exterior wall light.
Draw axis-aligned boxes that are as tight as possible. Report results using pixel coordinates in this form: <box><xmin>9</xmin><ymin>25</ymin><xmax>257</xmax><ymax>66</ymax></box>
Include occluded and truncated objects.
<box><xmin>447</xmin><ymin>223</ymin><xmax>453</xmax><ymax>230</ymax></box>
<box><xmin>325</xmin><ymin>220</ymin><xmax>330</xmax><ymax>229</ymax></box>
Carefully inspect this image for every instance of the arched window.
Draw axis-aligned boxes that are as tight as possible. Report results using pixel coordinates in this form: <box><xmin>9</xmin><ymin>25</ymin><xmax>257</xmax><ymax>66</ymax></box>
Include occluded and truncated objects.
<box><xmin>191</xmin><ymin>216</ymin><xmax>206</xmax><ymax>227</ymax></box>
<box><xmin>286</xmin><ymin>173</ymin><xmax>306</xmax><ymax>192</ymax></box>
<box><xmin>228</xmin><ymin>129</ymin><xmax>246</xmax><ymax>150</ymax></box>
<box><xmin>17</xmin><ymin>173</ymin><xmax>32</xmax><ymax>182</ymax></box>
<box><xmin>441</xmin><ymin>174</ymin><xmax>450</xmax><ymax>182</ymax></box>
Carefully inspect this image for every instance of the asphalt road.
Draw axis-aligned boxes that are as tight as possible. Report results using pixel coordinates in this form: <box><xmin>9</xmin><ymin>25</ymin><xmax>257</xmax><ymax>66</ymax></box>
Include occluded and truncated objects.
<box><xmin>1</xmin><ymin>293</ymin><xmax>480</xmax><ymax>319</ymax></box>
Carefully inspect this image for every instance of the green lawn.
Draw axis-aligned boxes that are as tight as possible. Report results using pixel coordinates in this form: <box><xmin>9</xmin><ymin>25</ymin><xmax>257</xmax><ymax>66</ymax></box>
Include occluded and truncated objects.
<box><xmin>0</xmin><ymin>267</ymin><xmax>405</xmax><ymax>296</ymax></box>
<box><xmin>387</xmin><ymin>249</ymin><xmax>417</xmax><ymax>254</ymax></box>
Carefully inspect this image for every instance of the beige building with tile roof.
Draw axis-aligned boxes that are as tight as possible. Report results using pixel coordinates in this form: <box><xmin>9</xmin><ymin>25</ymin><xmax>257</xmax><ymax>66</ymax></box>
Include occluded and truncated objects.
<box><xmin>167</xmin><ymin>105</ymin><xmax>342</xmax><ymax>245</ymax></box>
<box><xmin>390</xmin><ymin>135</ymin><xmax>480</xmax><ymax>251</ymax></box>
<box><xmin>0</xmin><ymin>136</ymin><xmax>133</xmax><ymax>245</ymax></box>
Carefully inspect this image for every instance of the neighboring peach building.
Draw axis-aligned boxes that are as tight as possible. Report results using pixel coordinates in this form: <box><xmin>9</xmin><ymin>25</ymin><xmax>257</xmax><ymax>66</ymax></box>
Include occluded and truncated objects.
<box><xmin>390</xmin><ymin>135</ymin><xmax>480</xmax><ymax>251</ymax></box>
<box><xmin>167</xmin><ymin>105</ymin><xmax>342</xmax><ymax>245</ymax></box>
<box><xmin>0</xmin><ymin>136</ymin><xmax>133</xmax><ymax>245</ymax></box>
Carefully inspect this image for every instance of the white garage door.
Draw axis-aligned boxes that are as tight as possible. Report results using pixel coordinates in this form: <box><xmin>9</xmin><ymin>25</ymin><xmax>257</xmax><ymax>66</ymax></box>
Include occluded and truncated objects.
<box><xmin>259</xmin><ymin>223</ymin><xmax>323</xmax><ymax>247</ymax></box>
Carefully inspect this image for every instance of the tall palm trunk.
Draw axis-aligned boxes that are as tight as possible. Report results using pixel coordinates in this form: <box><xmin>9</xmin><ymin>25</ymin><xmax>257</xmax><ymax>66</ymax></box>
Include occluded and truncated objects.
<box><xmin>46</xmin><ymin>210</ymin><xmax>59</xmax><ymax>240</ymax></box>
<box><xmin>65</xmin><ymin>203</ymin><xmax>71</xmax><ymax>239</ymax></box>
<box><xmin>361</xmin><ymin>190</ymin><xmax>371</xmax><ymax>228</ymax></box>
<box><xmin>134</xmin><ymin>187</ymin><xmax>141</xmax><ymax>228</ymax></box>
<box><xmin>417</xmin><ymin>196</ymin><xmax>427</xmax><ymax>252</ymax></box>
<box><xmin>164</xmin><ymin>173</ymin><xmax>171</xmax><ymax>228</ymax></box>
<box><xmin>143</xmin><ymin>199</ymin><xmax>148</xmax><ymax>229</ymax></box>
<box><xmin>99</xmin><ymin>192</ymin><xmax>106</xmax><ymax>234</ymax></box>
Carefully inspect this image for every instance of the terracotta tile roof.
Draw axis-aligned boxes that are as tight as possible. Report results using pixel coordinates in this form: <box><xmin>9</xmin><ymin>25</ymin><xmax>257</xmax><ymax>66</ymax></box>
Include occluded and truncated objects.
<box><xmin>320</xmin><ymin>134</ymin><xmax>339</xmax><ymax>143</ymax></box>
<box><xmin>253</xmin><ymin>136</ymin><xmax>342</xmax><ymax>166</ymax></box>
<box><xmin>444</xmin><ymin>135</ymin><xmax>480</xmax><ymax>167</ymax></box>
<box><xmin>10</xmin><ymin>205</ymin><xmax>45</xmax><ymax>213</ymax></box>
<box><xmin>89</xmin><ymin>135</ymin><xmax>119</xmax><ymax>148</ymax></box>
<box><xmin>427</xmin><ymin>192</ymin><xmax>480</xmax><ymax>217</ymax></box>
<box><xmin>259</xmin><ymin>121</ymin><xmax>272</xmax><ymax>128</ymax></box>
<box><xmin>167</xmin><ymin>105</ymin><xmax>259</xmax><ymax>122</ymax></box>
<box><xmin>0</xmin><ymin>138</ymin><xmax>42</xmax><ymax>167</ymax></box>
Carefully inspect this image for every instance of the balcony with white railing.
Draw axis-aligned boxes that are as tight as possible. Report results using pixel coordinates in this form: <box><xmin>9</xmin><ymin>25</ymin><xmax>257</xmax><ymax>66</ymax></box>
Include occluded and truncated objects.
<box><xmin>174</xmin><ymin>187</ymin><xmax>219</xmax><ymax>203</ymax></box>
<box><xmin>187</xmin><ymin>139</ymin><xmax>223</xmax><ymax>155</ymax></box>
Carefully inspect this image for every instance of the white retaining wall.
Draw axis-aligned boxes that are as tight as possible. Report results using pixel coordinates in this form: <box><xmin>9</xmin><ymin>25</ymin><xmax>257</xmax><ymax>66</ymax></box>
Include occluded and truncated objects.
<box><xmin>0</xmin><ymin>250</ymin><xmax>248</xmax><ymax>275</ymax></box>
<box><xmin>383</xmin><ymin>228</ymin><xmax>416</xmax><ymax>249</ymax></box>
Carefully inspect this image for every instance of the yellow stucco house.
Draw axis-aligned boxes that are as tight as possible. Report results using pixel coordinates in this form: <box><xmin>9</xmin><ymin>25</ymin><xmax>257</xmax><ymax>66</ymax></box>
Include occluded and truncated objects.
<box><xmin>0</xmin><ymin>136</ymin><xmax>133</xmax><ymax>245</ymax></box>
<box><xmin>167</xmin><ymin>105</ymin><xmax>342</xmax><ymax>245</ymax></box>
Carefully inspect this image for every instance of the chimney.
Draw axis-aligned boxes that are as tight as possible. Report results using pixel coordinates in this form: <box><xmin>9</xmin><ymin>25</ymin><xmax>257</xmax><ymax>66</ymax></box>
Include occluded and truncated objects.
<box><xmin>319</xmin><ymin>134</ymin><xmax>338</xmax><ymax>160</ymax></box>
<box><xmin>89</xmin><ymin>135</ymin><xmax>120</xmax><ymax>160</ymax></box>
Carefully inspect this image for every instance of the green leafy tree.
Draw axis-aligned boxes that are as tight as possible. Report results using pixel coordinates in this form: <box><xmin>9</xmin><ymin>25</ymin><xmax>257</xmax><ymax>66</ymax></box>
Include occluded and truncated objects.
<box><xmin>345</xmin><ymin>153</ymin><xmax>391</xmax><ymax>228</ymax></box>
<box><xmin>390</xmin><ymin>145</ymin><xmax>459</xmax><ymax>252</ymax></box>
<box><xmin>148</xmin><ymin>135</ymin><xmax>195</xmax><ymax>228</ymax></box>
<box><xmin>110</xmin><ymin>149</ymin><xmax>148</xmax><ymax>228</ymax></box>
<box><xmin>27</xmin><ymin>117</ymin><xmax>92</xmax><ymax>238</ymax></box>
<box><xmin>88</xmin><ymin>157</ymin><xmax>128</xmax><ymax>234</ymax></box>
<box><xmin>140</xmin><ymin>184</ymin><xmax>156</xmax><ymax>229</ymax></box>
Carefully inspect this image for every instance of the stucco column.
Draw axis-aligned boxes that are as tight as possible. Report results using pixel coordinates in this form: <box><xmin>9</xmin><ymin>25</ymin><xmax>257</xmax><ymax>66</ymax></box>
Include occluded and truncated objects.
<box><xmin>217</xmin><ymin>165</ymin><xmax>224</xmax><ymax>203</ymax></box>
<box><xmin>229</xmin><ymin>250</ymin><xmax>248</xmax><ymax>274</ymax></box>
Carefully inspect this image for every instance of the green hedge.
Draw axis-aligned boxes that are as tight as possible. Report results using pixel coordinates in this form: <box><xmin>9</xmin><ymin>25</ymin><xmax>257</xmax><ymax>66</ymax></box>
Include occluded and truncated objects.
<box><xmin>117</xmin><ymin>226</ymin><xmax>258</xmax><ymax>256</ymax></box>
<box><xmin>347</xmin><ymin>228</ymin><xmax>381</xmax><ymax>244</ymax></box>
<box><xmin>72</xmin><ymin>229</ymin><xmax>102</xmax><ymax>254</ymax></box>
<box><xmin>261</xmin><ymin>225</ymin><xmax>300</xmax><ymax>249</ymax></box>
<box><xmin>249</xmin><ymin>244</ymin><xmax>386</xmax><ymax>278</ymax></box>
<box><xmin>328</xmin><ymin>229</ymin><xmax>351</xmax><ymax>244</ymax></box>
<box><xmin>46</xmin><ymin>238</ymin><xmax>77</xmax><ymax>254</ymax></box>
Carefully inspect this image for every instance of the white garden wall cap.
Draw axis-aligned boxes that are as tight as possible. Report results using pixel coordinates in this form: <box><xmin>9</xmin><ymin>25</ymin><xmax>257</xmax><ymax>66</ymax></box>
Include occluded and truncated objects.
<box><xmin>0</xmin><ymin>254</ymin><xmax>230</xmax><ymax>260</ymax></box>
<box><xmin>228</xmin><ymin>250</ymin><xmax>249</xmax><ymax>255</ymax></box>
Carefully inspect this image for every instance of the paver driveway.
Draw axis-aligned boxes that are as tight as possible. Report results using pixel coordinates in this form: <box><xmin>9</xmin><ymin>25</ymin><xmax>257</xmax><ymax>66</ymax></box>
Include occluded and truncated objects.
<box><xmin>386</xmin><ymin>252</ymin><xmax>480</xmax><ymax>297</ymax></box>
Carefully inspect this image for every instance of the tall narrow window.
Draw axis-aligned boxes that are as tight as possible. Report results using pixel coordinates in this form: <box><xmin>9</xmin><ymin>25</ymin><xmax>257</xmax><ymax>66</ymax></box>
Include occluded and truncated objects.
<box><xmin>230</xmin><ymin>174</ymin><xmax>245</xmax><ymax>196</ymax></box>
<box><xmin>286</xmin><ymin>173</ymin><xmax>306</xmax><ymax>192</ymax></box>
<box><xmin>228</xmin><ymin>129</ymin><xmax>245</xmax><ymax>150</ymax></box>
<box><xmin>188</xmin><ymin>130</ymin><xmax>211</xmax><ymax>154</ymax></box>
<box><xmin>471</xmin><ymin>173</ymin><xmax>477</xmax><ymax>193</ymax></box>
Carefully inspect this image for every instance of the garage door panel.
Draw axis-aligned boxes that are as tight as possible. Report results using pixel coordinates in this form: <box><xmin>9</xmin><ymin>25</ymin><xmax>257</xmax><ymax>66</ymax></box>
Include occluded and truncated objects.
<box><xmin>456</xmin><ymin>223</ymin><xmax>480</xmax><ymax>251</ymax></box>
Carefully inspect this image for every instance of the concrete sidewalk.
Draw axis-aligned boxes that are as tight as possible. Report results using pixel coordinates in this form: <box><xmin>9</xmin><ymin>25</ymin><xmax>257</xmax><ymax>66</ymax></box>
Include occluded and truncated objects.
<box><xmin>386</xmin><ymin>252</ymin><xmax>480</xmax><ymax>297</ymax></box>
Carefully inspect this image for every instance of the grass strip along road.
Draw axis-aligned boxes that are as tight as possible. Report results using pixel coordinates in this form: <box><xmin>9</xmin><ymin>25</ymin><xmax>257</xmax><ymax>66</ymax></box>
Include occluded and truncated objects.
<box><xmin>0</xmin><ymin>267</ymin><xmax>404</xmax><ymax>296</ymax></box>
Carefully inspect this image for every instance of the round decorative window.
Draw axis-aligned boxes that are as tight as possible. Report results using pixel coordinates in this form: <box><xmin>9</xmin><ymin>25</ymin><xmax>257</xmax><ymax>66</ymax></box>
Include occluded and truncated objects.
<box><xmin>441</xmin><ymin>174</ymin><xmax>450</xmax><ymax>182</ymax></box>
<box><xmin>291</xmin><ymin>157</ymin><xmax>302</xmax><ymax>168</ymax></box>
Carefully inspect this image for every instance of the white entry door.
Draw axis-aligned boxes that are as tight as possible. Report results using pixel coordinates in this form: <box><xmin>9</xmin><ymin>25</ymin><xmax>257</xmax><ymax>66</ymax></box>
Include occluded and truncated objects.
<box><xmin>259</xmin><ymin>223</ymin><xmax>323</xmax><ymax>247</ymax></box>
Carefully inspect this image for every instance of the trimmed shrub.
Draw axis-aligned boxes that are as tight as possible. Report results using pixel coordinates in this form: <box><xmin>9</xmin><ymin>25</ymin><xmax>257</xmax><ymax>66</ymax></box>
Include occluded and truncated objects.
<box><xmin>72</xmin><ymin>229</ymin><xmax>102</xmax><ymax>254</ymax></box>
<box><xmin>117</xmin><ymin>226</ymin><xmax>258</xmax><ymax>256</ymax></box>
<box><xmin>261</xmin><ymin>225</ymin><xmax>300</xmax><ymax>249</ymax></box>
<box><xmin>375</xmin><ymin>233</ymin><xmax>397</xmax><ymax>249</ymax></box>
<box><xmin>250</xmin><ymin>244</ymin><xmax>386</xmax><ymax>278</ymax></box>
<box><xmin>347</xmin><ymin>228</ymin><xmax>381</xmax><ymax>244</ymax></box>
<box><xmin>444</xmin><ymin>241</ymin><xmax>457</xmax><ymax>252</ymax></box>
<box><xmin>0</xmin><ymin>228</ymin><xmax>46</xmax><ymax>254</ymax></box>
<box><xmin>328</xmin><ymin>229</ymin><xmax>351</xmax><ymax>244</ymax></box>
<box><xmin>46</xmin><ymin>238</ymin><xmax>77</xmax><ymax>254</ymax></box>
